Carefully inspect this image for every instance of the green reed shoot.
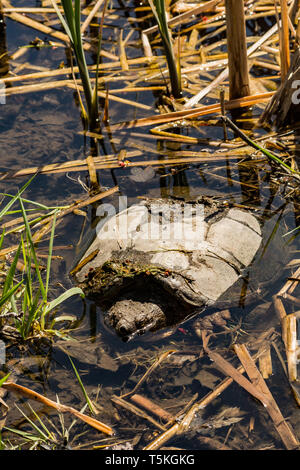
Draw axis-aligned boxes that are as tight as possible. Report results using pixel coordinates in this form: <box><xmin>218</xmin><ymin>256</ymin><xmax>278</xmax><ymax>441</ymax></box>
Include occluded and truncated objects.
<box><xmin>16</xmin><ymin>198</ymin><xmax>84</xmax><ymax>339</ymax></box>
<box><xmin>0</xmin><ymin>178</ymin><xmax>84</xmax><ymax>339</ymax></box>
<box><xmin>148</xmin><ymin>0</ymin><xmax>182</xmax><ymax>98</ymax></box>
<box><xmin>68</xmin><ymin>355</ymin><xmax>96</xmax><ymax>415</ymax></box>
<box><xmin>221</xmin><ymin>115</ymin><xmax>300</xmax><ymax>180</ymax></box>
<box><xmin>0</xmin><ymin>175</ymin><xmax>35</xmax><ymax>220</ymax></box>
<box><xmin>0</xmin><ymin>242</ymin><xmax>23</xmax><ymax>311</ymax></box>
<box><xmin>0</xmin><ymin>372</ymin><xmax>11</xmax><ymax>387</ymax></box>
<box><xmin>0</xmin><ymin>177</ymin><xmax>36</xmax><ymax>316</ymax></box>
<box><xmin>0</xmin><ymin>198</ymin><xmax>84</xmax><ymax>340</ymax></box>
<box><xmin>50</xmin><ymin>0</ymin><xmax>100</xmax><ymax>130</ymax></box>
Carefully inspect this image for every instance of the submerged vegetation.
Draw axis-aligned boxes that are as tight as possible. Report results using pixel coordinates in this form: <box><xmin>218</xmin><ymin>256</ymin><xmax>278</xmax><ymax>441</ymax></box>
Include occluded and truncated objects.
<box><xmin>0</xmin><ymin>0</ymin><xmax>299</xmax><ymax>452</ymax></box>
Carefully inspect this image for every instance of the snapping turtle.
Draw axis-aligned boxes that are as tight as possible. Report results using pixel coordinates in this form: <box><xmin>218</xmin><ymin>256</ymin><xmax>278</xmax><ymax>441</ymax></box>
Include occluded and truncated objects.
<box><xmin>73</xmin><ymin>197</ymin><xmax>286</xmax><ymax>341</ymax></box>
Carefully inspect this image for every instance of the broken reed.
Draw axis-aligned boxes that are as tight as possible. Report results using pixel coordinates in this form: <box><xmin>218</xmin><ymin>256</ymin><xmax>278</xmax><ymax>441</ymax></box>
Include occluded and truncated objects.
<box><xmin>225</xmin><ymin>0</ymin><xmax>250</xmax><ymax>100</ymax></box>
<box><xmin>279</xmin><ymin>0</ymin><xmax>290</xmax><ymax>79</ymax></box>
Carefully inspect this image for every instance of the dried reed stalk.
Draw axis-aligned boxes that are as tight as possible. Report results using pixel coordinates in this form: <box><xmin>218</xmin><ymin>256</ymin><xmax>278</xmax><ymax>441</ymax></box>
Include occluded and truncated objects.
<box><xmin>4</xmin><ymin>80</ymin><xmax>74</xmax><ymax>96</ymax></box>
<box><xmin>130</xmin><ymin>394</ymin><xmax>174</xmax><ymax>423</ymax></box>
<box><xmin>234</xmin><ymin>344</ymin><xmax>299</xmax><ymax>450</ymax></box>
<box><xmin>277</xmin><ymin>267</ymin><xmax>300</xmax><ymax>298</ymax></box>
<box><xmin>143</xmin><ymin>0</ymin><xmax>222</xmax><ymax>34</ymax></box>
<box><xmin>1</xmin><ymin>0</ymin><xmax>117</xmax><ymax>60</ymax></box>
<box><xmin>0</xmin><ymin>150</ymin><xmax>255</xmax><ymax>180</ymax></box>
<box><xmin>144</xmin><ymin>346</ymin><xmax>265</xmax><ymax>450</ymax></box>
<box><xmin>279</xmin><ymin>0</ymin><xmax>291</xmax><ymax>79</ymax></box>
<box><xmin>258</xmin><ymin>346</ymin><xmax>273</xmax><ymax>379</ymax></box>
<box><xmin>81</xmin><ymin>0</ymin><xmax>105</xmax><ymax>34</ymax></box>
<box><xmin>225</xmin><ymin>0</ymin><xmax>250</xmax><ymax>100</ymax></box>
<box><xmin>142</xmin><ymin>32</ymin><xmax>153</xmax><ymax>57</ymax></box>
<box><xmin>110</xmin><ymin>92</ymin><xmax>274</xmax><ymax>130</ymax></box>
<box><xmin>2</xmin><ymin>381</ymin><xmax>114</xmax><ymax>435</ymax></box>
<box><xmin>184</xmin><ymin>23</ymin><xmax>278</xmax><ymax>108</ymax></box>
<box><xmin>120</xmin><ymin>350</ymin><xmax>177</xmax><ymax>400</ymax></box>
<box><xmin>273</xmin><ymin>295</ymin><xmax>288</xmax><ymax>337</ymax></box>
<box><xmin>1</xmin><ymin>56</ymin><xmax>162</xmax><ymax>84</ymax></box>
<box><xmin>85</xmin><ymin>155</ymin><xmax>98</xmax><ymax>189</ymax></box>
<box><xmin>284</xmin><ymin>313</ymin><xmax>298</xmax><ymax>382</ymax></box>
<box><xmin>67</xmin><ymin>82</ymin><xmax>153</xmax><ymax>110</ymax></box>
<box><xmin>0</xmin><ymin>186</ymin><xmax>119</xmax><ymax>257</ymax></box>
<box><xmin>111</xmin><ymin>395</ymin><xmax>167</xmax><ymax>431</ymax></box>
<box><xmin>119</xmin><ymin>30</ymin><xmax>129</xmax><ymax>71</ymax></box>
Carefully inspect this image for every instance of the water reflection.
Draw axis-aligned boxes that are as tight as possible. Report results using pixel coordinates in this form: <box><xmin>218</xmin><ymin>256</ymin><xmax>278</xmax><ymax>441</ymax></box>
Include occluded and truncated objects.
<box><xmin>0</xmin><ymin>9</ymin><xmax>8</xmax><ymax>77</ymax></box>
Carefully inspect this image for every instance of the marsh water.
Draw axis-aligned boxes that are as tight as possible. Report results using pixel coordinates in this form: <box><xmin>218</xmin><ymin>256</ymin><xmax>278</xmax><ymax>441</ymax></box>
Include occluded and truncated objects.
<box><xmin>0</xmin><ymin>1</ymin><xmax>299</xmax><ymax>450</ymax></box>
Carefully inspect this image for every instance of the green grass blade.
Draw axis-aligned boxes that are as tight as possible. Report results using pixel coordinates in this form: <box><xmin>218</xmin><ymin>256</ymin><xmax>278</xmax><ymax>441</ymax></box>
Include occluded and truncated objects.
<box><xmin>0</xmin><ymin>372</ymin><xmax>11</xmax><ymax>387</ymax></box>
<box><xmin>2</xmin><ymin>242</ymin><xmax>22</xmax><ymax>296</ymax></box>
<box><xmin>25</xmin><ymin>403</ymin><xmax>54</xmax><ymax>440</ymax></box>
<box><xmin>22</xmin><ymin>291</ymin><xmax>43</xmax><ymax>338</ymax></box>
<box><xmin>0</xmin><ymin>229</ymin><xmax>5</xmax><ymax>251</ymax></box>
<box><xmin>283</xmin><ymin>225</ymin><xmax>300</xmax><ymax>237</ymax></box>
<box><xmin>0</xmin><ymin>281</ymin><xmax>23</xmax><ymax>308</ymax></box>
<box><xmin>43</xmin><ymin>287</ymin><xmax>84</xmax><ymax>316</ymax></box>
<box><xmin>52</xmin><ymin>0</ymin><xmax>95</xmax><ymax>127</ymax></box>
<box><xmin>74</xmin><ymin>0</ymin><xmax>93</xmax><ymax>119</ymax></box>
<box><xmin>92</xmin><ymin>0</ymin><xmax>110</xmax><ymax>127</ymax></box>
<box><xmin>15</xmin><ymin>405</ymin><xmax>51</xmax><ymax>441</ymax></box>
<box><xmin>9</xmin><ymin>291</ymin><xmax>18</xmax><ymax>315</ymax></box>
<box><xmin>0</xmin><ymin>174</ymin><xmax>35</xmax><ymax>220</ymax></box>
<box><xmin>221</xmin><ymin>116</ymin><xmax>300</xmax><ymax>177</ymax></box>
<box><xmin>21</xmin><ymin>233</ymin><xmax>33</xmax><ymax>302</ymax></box>
<box><xmin>68</xmin><ymin>355</ymin><xmax>96</xmax><ymax>415</ymax></box>
<box><xmin>18</xmin><ymin>197</ymin><xmax>46</xmax><ymax>302</ymax></box>
<box><xmin>2</xmin><ymin>426</ymin><xmax>43</xmax><ymax>442</ymax></box>
<box><xmin>74</xmin><ymin>0</ymin><xmax>82</xmax><ymax>44</ymax></box>
<box><xmin>45</xmin><ymin>211</ymin><xmax>57</xmax><ymax>298</ymax></box>
<box><xmin>63</xmin><ymin>0</ymin><xmax>78</xmax><ymax>39</ymax></box>
<box><xmin>59</xmin><ymin>0</ymin><xmax>76</xmax><ymax>41</ymax></box>
<box><xmin>148</xmin><ymin>0</ymin><xmax>161</xmax><ymax>27</ymax></box>
<box><xmin>148</xmin><ymin>0</ymin><xmax>182</xmax><ymax>98</ymax></box>
<box><xmin>0</xmin><ymin>194</ymin><xmax>60</xmax><ymax>211</ymax></box>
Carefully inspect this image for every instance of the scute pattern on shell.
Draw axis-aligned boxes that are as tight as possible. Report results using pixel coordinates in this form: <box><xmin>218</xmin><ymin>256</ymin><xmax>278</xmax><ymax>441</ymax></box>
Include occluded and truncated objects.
<box><xmin>73</xmin><ymin>198</ymin><xmax>287</xmax><ymax>338</ymax></box>
<box><xmin>75</xmin><ymin>199</ymin><xmax>264</xmax><ymax>303</ymax></box>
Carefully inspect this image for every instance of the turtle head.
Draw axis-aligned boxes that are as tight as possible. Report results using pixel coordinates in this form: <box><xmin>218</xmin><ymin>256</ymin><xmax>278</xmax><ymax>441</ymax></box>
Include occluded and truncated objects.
<box><xmin>106</xmin><ymin>296</ymin><xmax>167</xmax><ymax>341</ymax></box>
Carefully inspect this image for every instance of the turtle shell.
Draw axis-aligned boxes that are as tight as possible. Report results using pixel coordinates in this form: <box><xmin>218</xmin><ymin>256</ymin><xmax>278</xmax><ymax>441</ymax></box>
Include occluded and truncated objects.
<box><xmin>73</xmin><ymin>198</ymin><xmax>287</xmax><ymax>311</ymax></box>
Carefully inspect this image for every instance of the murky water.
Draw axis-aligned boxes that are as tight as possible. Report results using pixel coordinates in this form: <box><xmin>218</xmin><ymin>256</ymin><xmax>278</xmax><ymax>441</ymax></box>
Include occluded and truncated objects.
<box><xmin>0</xmin><ymin>1</ymin><xmax>299</xmax><ymax>450</ymax></box>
